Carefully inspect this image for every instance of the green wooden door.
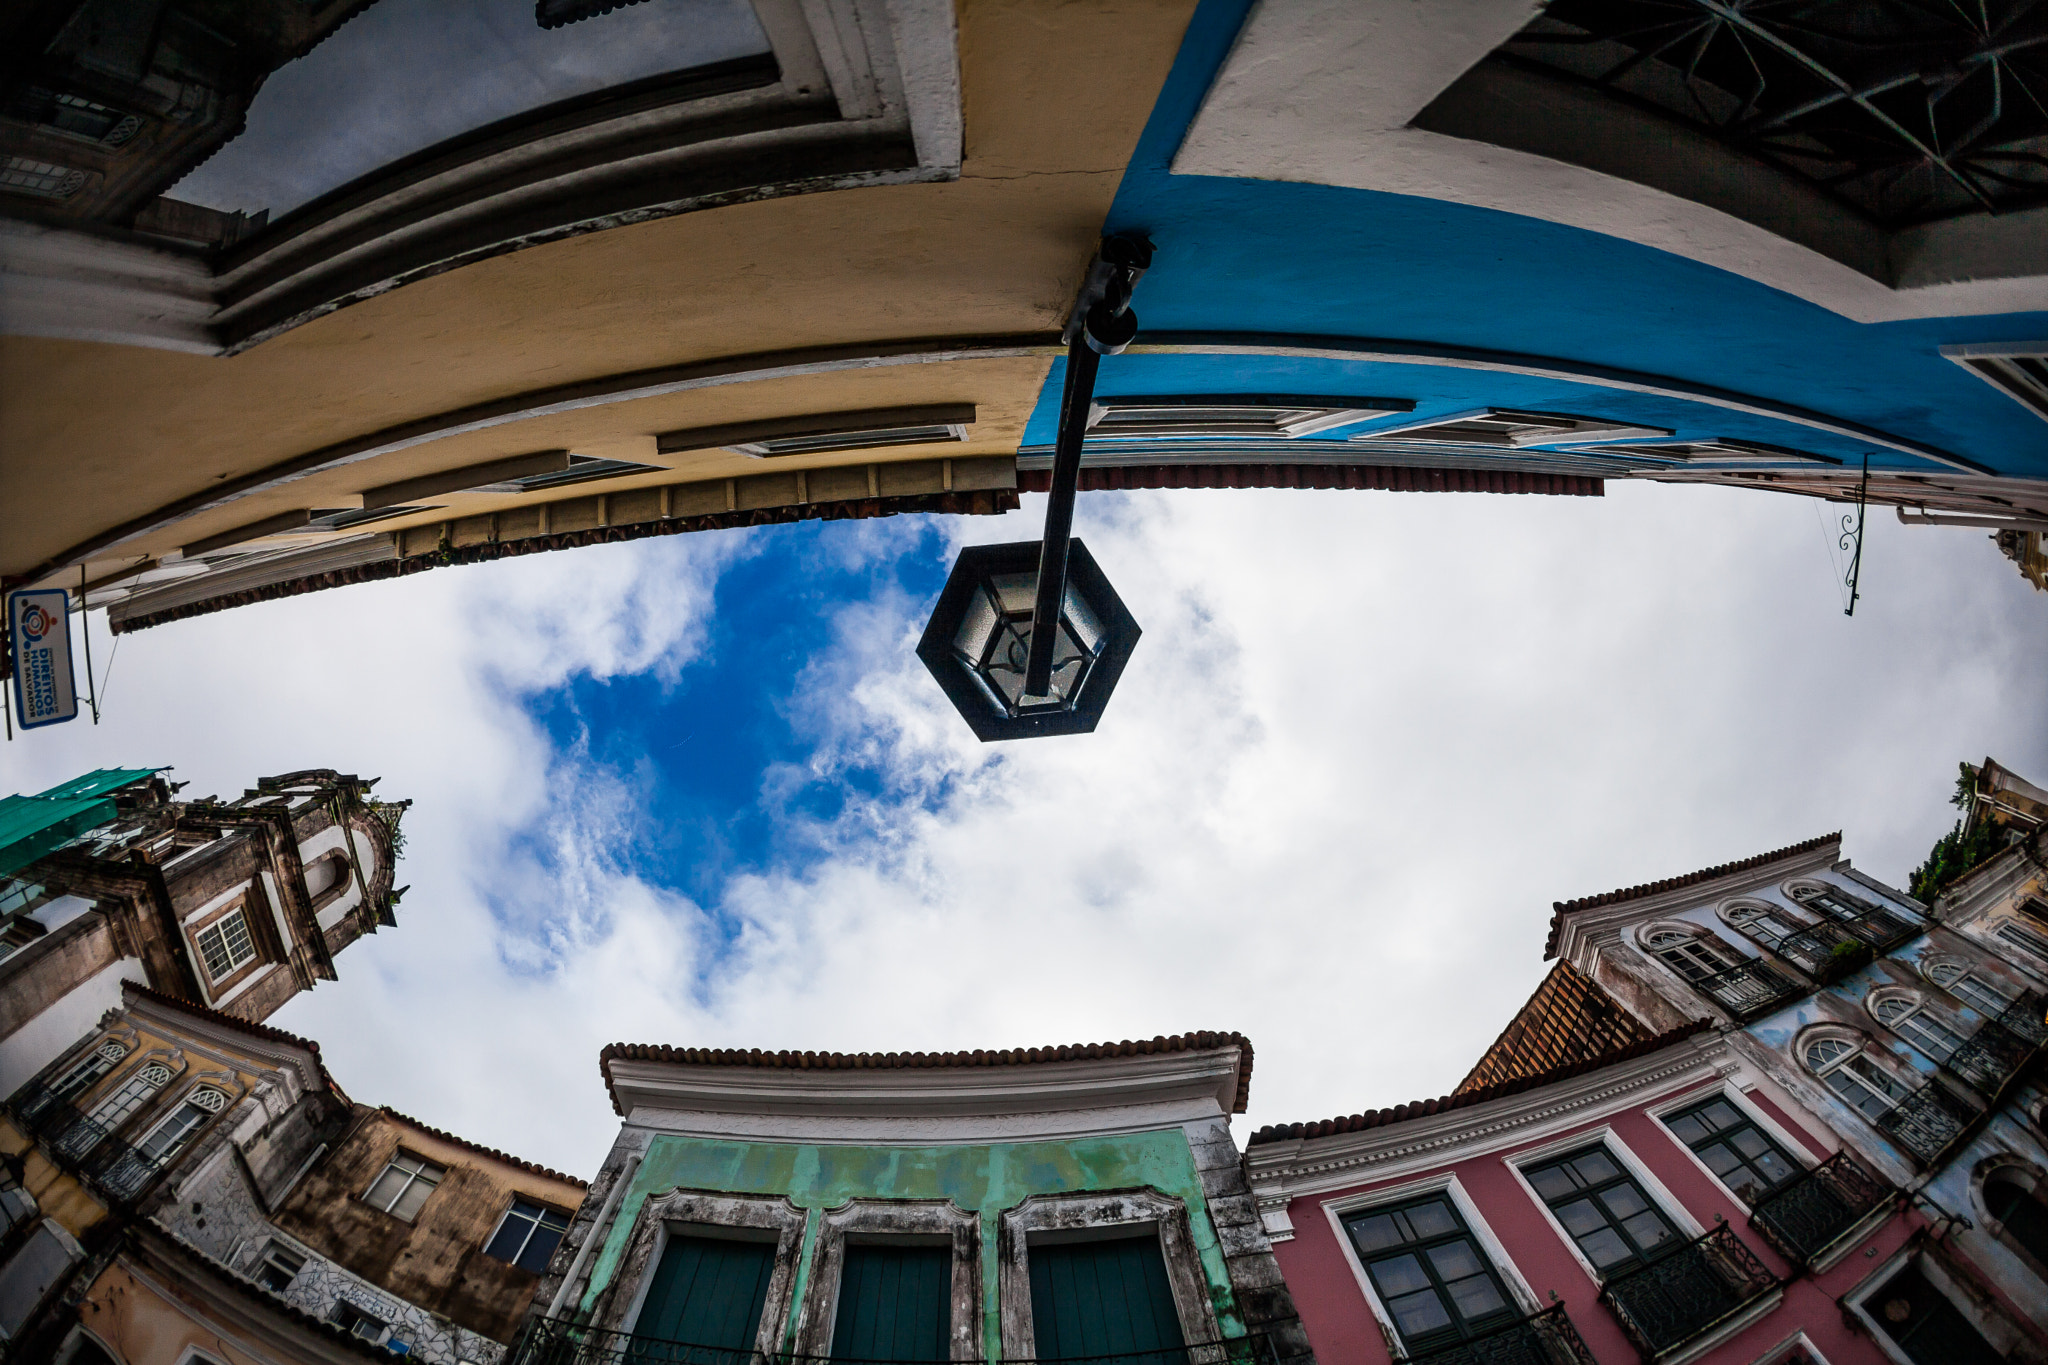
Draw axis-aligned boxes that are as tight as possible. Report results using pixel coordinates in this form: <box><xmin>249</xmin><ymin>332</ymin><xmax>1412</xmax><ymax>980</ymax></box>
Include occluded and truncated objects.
<box><xmin>829</xmin><ymin>1243</ymin><xmax>950</xmax><ymax>1361</ymax></box>
<box><xmin>635</xmin><ymin>1234</ymin><xmax>776</xmax><ymax>1362</ymax></box>
<box><xmin>1028</xmin><ymin>1237</ymin><xmax>1187</xmax><ymax>1365</ymax></box>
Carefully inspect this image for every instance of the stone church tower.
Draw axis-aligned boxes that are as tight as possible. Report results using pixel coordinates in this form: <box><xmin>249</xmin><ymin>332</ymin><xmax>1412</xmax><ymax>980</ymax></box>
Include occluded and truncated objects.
<box><xmin>0</xmin><ymin>767</ymin><xmax>407</xmax><ymax>1096</ymax></box>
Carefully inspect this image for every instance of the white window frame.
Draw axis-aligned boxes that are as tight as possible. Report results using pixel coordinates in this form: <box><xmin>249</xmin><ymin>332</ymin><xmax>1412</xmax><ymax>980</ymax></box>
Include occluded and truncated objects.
<box><xmin>996</xmin><ymin>1189</ymin><xmax>1219</xmax><ymax>1362</ymax></box>
<box><xmin>1717</xmin><ymin>900</ymin><xmax>1808</xmax><ymax>951</ymax></box>
<box><xmin>485</xmin><ymin>1197</ymin><xmax>574</xmax><ymax>1275</ymax></box>
<box><xmin>1867</xmin><ymin>989</ymin><xmax>1968</xmax><ymax>1064</ymax></box>
<box><xmin>362</xmin><ymin>1152</ymin><xmax>445</xmax><ymax>1222</ymax></box>
<box><xmin>47</xmin><ymin>1040</ymin><xmax>128</xmax><ymax>1103</ymax></box>
<box><xmin>1921</xmin><ymin>957</ymin><xmax>2016</xmax><ymax>1017</ymax></box>
<box><xmin>329</xmin><ymin>1299</ymin><xmax>390</xmax><ymax>1346</ymax></box>
<box><xmin>132</xmin><ymin>1086</ymin><xmax>227</xmax><ymax>1172</ymax></box>
<box><xmin>253</xmin><ymin>1238</ymin><xmax>306</xmax><ymax>1294</ymax></box>
<box><xmin>192</xmin><ymin>906</ymin><xmax>258</xmax><ymax>984</ymax></box>
<box><xmin>1645</xmin><ymin>1080</ymin><xmax>1824</xmax><ymax>1212</ymax></box>
<box><xmin>1319</xmin><ymin>1172</ymin><xmax>1541</xmax><ymax>1358</ymax></box>
<box><xmin>1800</xmin><ymin>1033</ymin><xmax>1916</xmax><ymax>1122</ymax></box>
<box><xmin>1503</xmin><ymin>1126</ymin><xmax>1706</xmax><ymax>1287</ymax></box>
<box><xmin>789</xmin><ymin>1198</ymin><xmax>981</xmax><ymax>1360</ymax></box>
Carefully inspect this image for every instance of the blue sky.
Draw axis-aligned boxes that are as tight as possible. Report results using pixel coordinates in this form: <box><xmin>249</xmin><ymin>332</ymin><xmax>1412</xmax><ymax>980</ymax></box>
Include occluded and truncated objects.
<box><xmin>6</xmin><ymin>483</ymin><xmax>2046</xmax><ymax>1176</ymax></box>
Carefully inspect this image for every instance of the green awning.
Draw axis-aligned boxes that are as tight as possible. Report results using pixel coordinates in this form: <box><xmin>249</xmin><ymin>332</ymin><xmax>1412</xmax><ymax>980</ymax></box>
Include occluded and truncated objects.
<box><xmin>0</xmin><ymin>768</ymin><xmax>164</xmax><ymax>881</ymax></box>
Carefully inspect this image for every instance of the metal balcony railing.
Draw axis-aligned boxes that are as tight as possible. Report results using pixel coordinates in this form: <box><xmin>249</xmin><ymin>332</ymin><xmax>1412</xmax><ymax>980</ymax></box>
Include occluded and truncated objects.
<box><xmin>1689</xmin><ymin>960</ymin><xmax>1803</xmax><ymax>1021</ymax></box>
<box><xmin>1944</xmin><ymin>1014</ymin><xmax>2034</xmax><ymax>1095</ymax></box>
<box><xmin>1406</xmin><ymin>1304</ymin><xmax>1596</xmax><ymax>1365</ymax></box>
<box><xmin>2000</xmin><ymin>991</ymin><xmax>2048</xmax><ymax>1048</ymax></box>
<box><xmin>1873</xmin><ymin>1080</ymin><xmax>1977</xmax><ymax>1165</ymax></box>
<box><xmin>1747</xmin><ymin>1152</ymin><xmax>1892</xmax><ymax>1269</ymax></box>
<box><xmin>512</xmin><ymin>1317</ymin><xmax>1316</xmax><ymax>1365</ymax></box>
<box><xmin>7</xmin><ymin>1083</ymin><xmax>161</xmax><ymax>1203</ymax></box>
<box><xmin>1596</xmin><ymin>1224</ymin><xmax>1776</xmax><ymax>1361</ymax></box>
<box><xmin>1769</xmin><ymin>923</ymin><xmax>1869</xmax><ymax>985</ymax></box>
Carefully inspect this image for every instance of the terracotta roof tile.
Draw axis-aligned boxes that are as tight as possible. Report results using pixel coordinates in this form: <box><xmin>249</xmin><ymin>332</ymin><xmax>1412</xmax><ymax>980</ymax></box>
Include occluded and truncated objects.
<box><xmin>1543</xmin><ymin>833</ymin><xmax>1840</xmax><ymax>958</ymax></box>
<box><xmin>599</xmin><ymin>1032</ymin><xmax>1255</xmax><ymax>1117</ymax></box>
<box><xmin>1454</xmin><ymin>962</ymin><xmax>1655</xmax><ymax>1094</ymax></box>
<box><xmin>1245</xmin><ymin>1020</ymin><xmax>1713</xmax><ymax>1148</ymax></box>
<box><xmin>378</xmin><ymin>1107</ymin><xmax>588</xmax><ymax>1189</ymax></box>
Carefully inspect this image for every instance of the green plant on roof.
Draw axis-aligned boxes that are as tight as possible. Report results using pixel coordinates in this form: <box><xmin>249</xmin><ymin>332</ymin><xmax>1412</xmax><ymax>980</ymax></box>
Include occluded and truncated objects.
<box><xmin>1910</xmin><ymin>761</ymin><xmax>2019</xmax><ymax>903</ymax></box>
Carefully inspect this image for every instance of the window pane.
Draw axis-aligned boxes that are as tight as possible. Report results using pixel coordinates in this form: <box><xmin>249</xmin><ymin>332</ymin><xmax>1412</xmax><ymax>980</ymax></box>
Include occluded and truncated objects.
<box><xmin>1386</xmin><ymin>1289</ymin><xmax>1453</xmax><ymax>1337</ymax></box>
<box><xmin>1620</xmin><ymin>1211</ymin><xmax>1675</xmax><ymax>1250</ymax></box>
<box><xmin>1368</xmin><ymin>1254</ymin><xmax>1431</xmax><ymax>1296</ymax></box>
<box><xmin>1597</xmin><ymin>1185</ymin><xmax>1649</xmax><ymax>1220</ymax></box>
<box><xmin>392</xmin><ymin>1175</ymin><xmax>435</xmax><ymax>1222</ymax></box>
<box><xmin>1666</xmin><ymin>1112</ymin><xmax>1709</xmax><ymax>1145</ymax></box>
<box><xmin>1425</xmin><ymin>1242</ymin><xmax>1485</xmax><ymax>1281</ymax></box>
<box><xmin>1444</xmin><ymin>1274</ymin><xmax>1505</xmax><ymax>1320</ymax></box>
<box><xmin>365</xmin><ymin>1167</ymin><xmax>411</xmax><ymax>1211</ymax></box>
<box><xmin>1526</xmin><ymin>1166</ymin><xmax>1578</xmax><ymax>1201</ymax></box>
<box><xmin>1699</xmin><ymin>1101</ymin><xmax>1741</xmax><ymax>1130</ymax></box>
<box><xmin>516</xmin><ymin>1222</ymin><xmax>566</xmax><ymax>1276</ymax></box>
<box><xmin>1556</xmin><ymin>1199</ymin><xmax>1607</xmax><ymax>1238</ymax></box>
<box><xmin>485</xmin><ymin>1208</ymin><xmax>533</xmax><ymax>1262</ymax></box>
<box><xmin>1580</xmin><ymin>1228</ymin><xmax>1633</xmax><ymax>1268</ymax></box>
<box><xmin>1347</xmin><ymin>1212</ymin><xmax>1403</xmax><ymax>1253</ymax></box>
<box><xmin>1570</xmin><ymin>1151</ymin><xmax>1620</xmax><ymax>1185</ymax></box>
<box><xmin>1404</xmin><ymin>1201</ymin><xmax>1458</xmax><ymax>1239</ymax></box>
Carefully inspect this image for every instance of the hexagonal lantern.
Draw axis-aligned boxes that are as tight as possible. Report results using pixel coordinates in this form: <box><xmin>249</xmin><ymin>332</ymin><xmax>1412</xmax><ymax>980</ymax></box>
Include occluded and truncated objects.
<box><xmin>916</xmin><ymin>538</ymin><xmax>1140</xmax><ymax>741</ymax></box>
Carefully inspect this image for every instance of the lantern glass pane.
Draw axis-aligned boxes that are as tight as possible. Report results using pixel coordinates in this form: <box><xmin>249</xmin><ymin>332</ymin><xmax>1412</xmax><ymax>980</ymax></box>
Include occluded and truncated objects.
<box><xmin>989</xmin><ymin>572</ymin><xmax>1037</xmax><ymax>614</ymax></box>
<box><xmin>1062</xmin><ymin>585</ymin><xmax>1105</xmax><ymax>653</ymax></box>
<box><xmin>953</xmin><ymin>585</ymin><xmax>999</xmax><ymax>662</ymax></box>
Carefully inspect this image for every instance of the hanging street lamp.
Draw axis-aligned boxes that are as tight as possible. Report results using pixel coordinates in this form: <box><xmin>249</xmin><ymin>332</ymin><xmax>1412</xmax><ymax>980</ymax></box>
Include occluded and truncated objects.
<box><xmin>918</xmin><ymin>234</ymin><xmax>1151</xmax><ymax>740</ymax></box>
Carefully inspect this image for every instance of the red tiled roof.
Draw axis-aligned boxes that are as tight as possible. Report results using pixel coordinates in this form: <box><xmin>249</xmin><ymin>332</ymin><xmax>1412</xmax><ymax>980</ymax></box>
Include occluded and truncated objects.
<box><xmin>599</xmin><ymin>1032</ymin><xmax>1255</xmax><ymax>1117</ymax></box>
<box><xmin>1543</xmin><ymin>833</ymin><xmax>1841</xmax><ymax>959</ymax></box>
<box><xmin>378</xmin><ymin>1107</ymin><xmax>588</xmax><ymax>1190</ymax></box>
<box><xmin>1245</xmin><ymin>1020</ymin><xmax>1714</xmax><ymax>1148</ymax></box>
<box><xmin>1454</xmin><ymin>962</ymin><xmax>1656</xmax><ymax>1095</ymax></box>
<box><xmin>122</xmin><ymin>982</ymin><xmax>334</xmax><ymax>1091</ymax></box>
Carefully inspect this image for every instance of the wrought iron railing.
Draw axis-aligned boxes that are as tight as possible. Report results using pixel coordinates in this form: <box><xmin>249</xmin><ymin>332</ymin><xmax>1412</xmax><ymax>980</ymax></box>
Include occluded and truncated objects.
<box><xmin>1596</xmin><ymin>1224</ymin><xmax>1776</xmax><ymax>1360</ymax></box>
<box><xmin>6</xmin><ymin>1083</ymin><xmax>161</xmax><ymax>1203</ymax></box>
<box><xmin>1406</xmin><ymin>1303</ymin><xmax>1595</xmax><ymax>1365</ymax></box>
<box><xmin>1832</xmin><ymin>909</ymin><xmax>1920</xmax><ymax>952</ymax></box>
<box><xmin>1944</xmin><ymin>1018</ymin><xmax>2033</xmax><ymax>1095</ymax></box>
<box><xmin>1873</xmin><ymin>1080</ymin><xmax>1977</xmax><ymax>1165</ymax></box>
<box><xmin>1770</xmin><ymin>923</ymin><xmax>1869</xmax><ymax>985</ymax></box>
<box><xmin>1747</xmin><ymin>1152</ymin><xmax>1892</xmax><ymax>1269</ymax></box>
<box><xmin>512</xmin><ymin>1316</ymin><xmax>1315</xmax><ymax>1365</ymax></box>
<box><xmin>1998</xmin><ymin>991</ymin><xmax>2048</xmax><ymax>1048</ymax></box>
<box><xmin>1689</xmin><ymin>960</ymin><xmax>1803</xmax><ymax>1020</ymax></box>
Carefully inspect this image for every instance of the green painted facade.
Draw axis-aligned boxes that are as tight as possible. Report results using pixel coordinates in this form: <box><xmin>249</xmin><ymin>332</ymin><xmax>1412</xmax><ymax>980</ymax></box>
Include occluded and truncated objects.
<box><xmin>580</xmin><ymin>1128</ymin><xmax>1241</xmax><ymax>1361</ymax></box>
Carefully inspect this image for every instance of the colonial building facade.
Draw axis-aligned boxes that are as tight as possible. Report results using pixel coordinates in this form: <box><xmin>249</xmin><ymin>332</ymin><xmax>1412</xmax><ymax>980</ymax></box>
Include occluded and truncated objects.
<box><xmin>525</xmin><ymin>1033</ymin><xmax>1311</xmax><ymax>1365</ymax></box>
<box><xmin>1</xmin><ymin>980</ymin><xmax>586</xmax><ymax>1364</ymax></box>
<box><xmin>0</xmin><ymin>766</ymin><xmax>407</xmax><ymax>1099</ymax></box>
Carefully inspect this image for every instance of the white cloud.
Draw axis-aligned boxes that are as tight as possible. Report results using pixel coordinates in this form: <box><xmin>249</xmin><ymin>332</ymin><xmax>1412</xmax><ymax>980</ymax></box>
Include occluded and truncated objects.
<box><xmin>7</xmin><ymin>484</ymin><xmax>2043</xmax><ymax>1177</ymax></box>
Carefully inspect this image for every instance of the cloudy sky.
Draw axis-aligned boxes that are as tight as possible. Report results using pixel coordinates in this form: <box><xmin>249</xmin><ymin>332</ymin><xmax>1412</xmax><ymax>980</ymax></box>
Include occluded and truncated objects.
<box><xmin>7</xmin><ymin>482</ymin><xmax>2044</xmax><ymax>1176</ymax></box>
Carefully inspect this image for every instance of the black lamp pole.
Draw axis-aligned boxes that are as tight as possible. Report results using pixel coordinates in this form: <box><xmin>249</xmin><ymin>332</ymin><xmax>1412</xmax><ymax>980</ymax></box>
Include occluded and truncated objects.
<box><xmin>1023</xmin><ymin>234</ymin><xmax>1150</xmax><ymax>696</ymax></box>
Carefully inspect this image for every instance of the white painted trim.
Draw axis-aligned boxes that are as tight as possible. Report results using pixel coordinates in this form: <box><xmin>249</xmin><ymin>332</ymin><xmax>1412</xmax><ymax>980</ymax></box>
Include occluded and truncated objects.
<box><xmin>1839</xmin><ymin>1246</ymin><xmax>1921</xmax><ymax>1365</ymax></box>
<box><xmin>205</xmin><ymin>962</ymin><xmax>279</xmax><ymax>1012</ymax></box>
<box><xmin>1317</xmin><ymin>1172</ymin><xmax>1541</xmax><ymax>1359</ymax></box>
<box><xmin>1501</xmin><ymin>1125</ymin><xmax>1707</xmax><ymax>1288</ymax></box>
<box><xmin>1644</xmin><ymin>1078</ymin><xmax>1818</xmax><ymax>1212</ymax></box>
<box><xmin>1246</xmin><ymin>1034</ymin><xmax>1727</xmax><ymax>1206</ymax></box>
<box><xmin>1171</xmin><ymin>0</ymin><xmax>2048</xmax><ymax>324</ymax></box>
<box><xmin>1658</xmin><ymin>1288</ymin><xmax>1785</xmax><ymax>1365</ymax></box>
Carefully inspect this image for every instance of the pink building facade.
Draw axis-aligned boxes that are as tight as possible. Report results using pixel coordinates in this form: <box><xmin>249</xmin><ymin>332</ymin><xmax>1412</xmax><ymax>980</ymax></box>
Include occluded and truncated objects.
<box><xmin>1245</xmin><ymin>1026</ymin><xmax>1922</xmax><ymax>1365</ymax></box>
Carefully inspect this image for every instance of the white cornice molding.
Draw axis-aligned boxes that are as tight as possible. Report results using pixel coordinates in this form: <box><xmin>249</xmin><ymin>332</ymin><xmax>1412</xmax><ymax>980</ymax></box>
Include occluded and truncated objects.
<box><xmin>1555</xmin><ymin>844</ymin><xmax>1842</xmax><ymax>965</ymax></box>
<box><xmin>1245</xmin><ymin>1033</ymin><xmax>1732</xmax><ymax>1204</ymax></box>
<box><xmin>609</xmin><ymin>1049</ymin><xmax>1242</xmax><ymax>1145</ymax></box>
<box><xmin>123</xmin><ymin>989</ymin><xmax>324</xmax><ymax>1096</ymax></box>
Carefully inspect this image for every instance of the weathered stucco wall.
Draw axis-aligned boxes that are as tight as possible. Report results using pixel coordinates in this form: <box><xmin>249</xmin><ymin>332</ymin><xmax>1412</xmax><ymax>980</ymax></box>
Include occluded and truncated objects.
<box><xmin>582</xmin><ymin>1127</ymin><xmax>1236</xmax><ymax>1361</ymax></box>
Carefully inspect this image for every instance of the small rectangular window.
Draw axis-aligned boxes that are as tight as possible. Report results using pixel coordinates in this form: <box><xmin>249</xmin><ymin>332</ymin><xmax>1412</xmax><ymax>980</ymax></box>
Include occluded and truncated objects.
<box><xmin>331</xmin><ymin>1300</ymin><xmax>386</xmax><ymax>1342</ymax></box>
<box><xmin>193</xmin><ymin>908</ymin><xmax>258</xmax><ymax>982</ymax></box>
<box><xmin>1663</xmin><ymin>1097</ymin><xmax>1802</xmax><ymax>1206</ymax></box>
<box><xmin>1523</xmin><ymin>1145</ymin><xmax>1680</xmax><ymax>1277</ymax></box>
<box><xmin>255</xmin><ymin>1241</ymin><xmax>304</xmax><ymax>1293</ymax></box>
<box><xmin>364</xmin><ymin>1153</ymin><xmax>444</xmax><ymax>1222</ymax></box>
<box><xmin>484</xmin><ymin>1198</ymin><xmax>571</xmax><ymax>1275</ymax></box>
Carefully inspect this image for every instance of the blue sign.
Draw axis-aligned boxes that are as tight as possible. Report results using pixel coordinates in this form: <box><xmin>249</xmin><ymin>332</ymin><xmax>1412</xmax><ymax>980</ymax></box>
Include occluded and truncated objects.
<box><xmin>7</xmin><ymin>589</ymin><xmax>78</xmax><ymax>730</ymax></box>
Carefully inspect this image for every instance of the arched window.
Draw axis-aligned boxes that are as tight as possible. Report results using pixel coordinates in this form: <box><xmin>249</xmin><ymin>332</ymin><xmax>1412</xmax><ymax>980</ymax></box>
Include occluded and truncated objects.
<box><xmin>1722</xmin><ymin>903</ymin><xmax>1807</xmax><ymax>951</ymax></box>
<box><xmin>303</xmin><ymin>853</ymin><xmax>347</xmax><ymax>901</ymax></box>
<box><xmin>48</xmin><ymin>1040</ymin><xmax>128</xmax><ymax>1104</ymax></box>
<box><xmin>1642</xmin><ymin>927</ymin><xmax>1740</xmax><ymax>983</ymax></box>
<box><xmin>1870</xmin><ymin>992</ymin><xmax>1967</xmax><ymax>1063</ymax></box>
<box><xmin>1803</xmin><ymin>1037</ymin><xmax>1913</xmax><ymax>1123</ymax></box>
<box><xmin>132</xmin><ymin>1086</ymin><xmax>227</xmax><ymax>1173</ymax></box>
<box><xmin>1984</xmin><ymin>1169</ymin><xmax>2048</xmax><ymax>1265</ymax></box>
<box><xmin>1787</xmin><ymin>880</ymin><xmax>1878</xmax><ymax>922</ymax></box>
<box><xmin>1923</xmin><ymin>960</ymin><xmax>2018</xmax><ymax>1016</ymax></box>
<box><xmin>58</xmin><ymin>1060</ymin><xmax>171</xmax><ymax>1156</ymax></box>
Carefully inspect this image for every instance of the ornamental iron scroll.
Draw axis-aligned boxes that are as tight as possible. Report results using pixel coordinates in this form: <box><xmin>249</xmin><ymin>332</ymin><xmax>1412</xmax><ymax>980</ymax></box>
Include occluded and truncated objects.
<box><xmin>1595</xmin><ymin>1223</ymin><xmax>1777</xmax><ymax>1358</ymax></box>
<box><xmin>1406</xmin><ymin>1302</ymin><xmax>1599</xmax><ymax>1365</ymax></box>
<box><xmin>1874</xmin><ymin>1078</ymin><xmax>1978</xmax><ymax>1164</ymax></box>
<box><xmin>1691</xmin><ymin>958</ymin><xmax>1805</xmax><ymax>1019</ymax></box>
<box><xmin>1748</xmin><ymin>1150</ymin><xmax>1893</xmax><ymax>1268</ymax></box>
<box><xmin>1502</xmin><ymin>1</ymin><xmax>2048</xmax><ymax>227</ymax></box>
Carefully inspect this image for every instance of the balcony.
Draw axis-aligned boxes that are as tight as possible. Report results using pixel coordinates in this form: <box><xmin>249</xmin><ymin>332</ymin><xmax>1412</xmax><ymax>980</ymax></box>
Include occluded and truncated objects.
<box><xmin>1408</xmin><ymin>1304</ymin><xmax>1596</xmax><ymax>1365</ymax></box>
<box><xmin>1770</xmin><ymin>923</ymin><xmax>1871</xmax><ymax>986</ymax></box>
<box><xmin>1873</xmin><ymin>1080</ymin><xmax>1977</xmax><ymax>1165</ymax></box>
<box><xmin>1596</xmin><ymin>1224</ymin><xmax>1777</xmax><ymax>1362</ymax></box>
<box><xmin>1748</xmin><ymin>1152</ymin><xmax>1892</xmax><ymax>1269</ymax></box>
<box><xmin>1833</xmin><ymin>908</ymin><xmax>1920</xmax><ymax>952</ymax></box>
<box><xmin>1690</xmin><ymin>960</ymin><xmax>1803</xmax><ymax>1021</ymax></box>
<box><xmin>511</xmin><ymin>1316</ymin><xmax>1315</xmax><ymax>1365</ymax></box>
<box><xmin>1999</xmin><ymin>991</ymin><xmax>2048</xmax><ymax>1047</ymax></box>
<box><xmin>6</xmin><ymin>1083</ymin><xmax>160</xmax><ymax>1203</ymax></box>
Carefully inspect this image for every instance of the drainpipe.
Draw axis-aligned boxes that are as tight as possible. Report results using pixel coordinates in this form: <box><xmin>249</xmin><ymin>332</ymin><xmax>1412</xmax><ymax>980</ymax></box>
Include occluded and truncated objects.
<box><xmin>1895</xmin><ymin>507</ymin><xmax>2048</xmax><ymax>531</ymax></box>
<box><xmin>547</xmin><ymin>1149</ymin><xmax>641</xmax><ymax>1321</ymax></box>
